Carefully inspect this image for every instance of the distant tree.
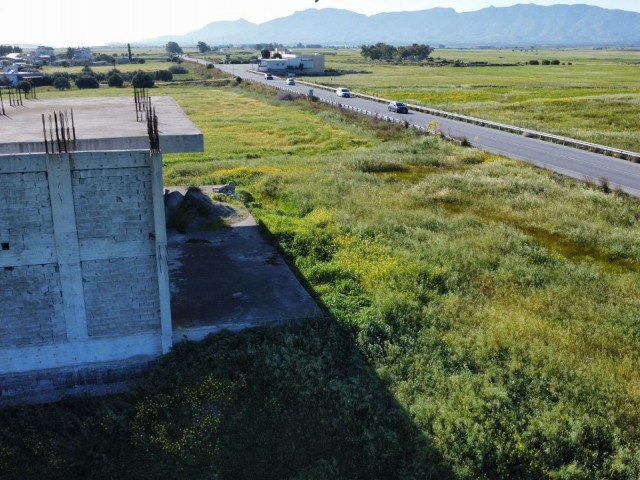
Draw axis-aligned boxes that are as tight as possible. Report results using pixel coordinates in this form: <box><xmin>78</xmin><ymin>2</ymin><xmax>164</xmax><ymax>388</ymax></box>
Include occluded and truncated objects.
<box><xmin>132</xmin><ymin>71</ymin><xmax>155</xmax><ymax>88</ymax></box>
<box><xmin>75</xmin><ymin>75</ymin><xmax>99</xmax><ymax>89</ymax></box>
<box><xmin>272</xmin><ymin>52</ymin><xmax>282</xmax><ymax>59</ymax></box>
<box><xmin>168</xmin><ymin>65</ymin><xmax>188</xmax><ymax>74</ymax></box>
<box><xmin>196</xmin><ymin>41</ymin><xmax>211</xmax><ymax>53</ymax></box>
<box><xmin>529</xmin><ymin>59</ymin><xmax>540</xmax><ymax>65</ymax></box>
<box><xmin>16</xmin><ymin>80</ymin><xmax>32</xmax><ymax>94</ymax></box>
<box><xmin>65</xmin><ymin>47</ymin><xmax>76</xmax><ymax>59</ymax></box>
<box><xmin>397</xmin><ymin>43</ymin><xmax>434</xmax><ymax>61</ymax></box>
<box><xmin>165</xmin><ymin>42</ymin><xmax>183</xmax><ymax>55</ymax></box>
<box><xmin>53</xmin><ymin>77</ymin><xmax>71</xmax><ymax>90</ymax></box>
<box><xmin>94</xmin><ymin>53</ymin><xmax>115</xmax><ymax>64</ymax></box>
<box><xmin>154</xmin><ymin>69</ymin><xmax>173</xmax><ymax>81</ymax></box>
<box><xmin>360</xmin><ymin>42</ymin><xmax>397</xmax><ymax>61</ymax></box>
<box><xmin>107</xmin><ymin>72</ymin><xmax>124</xmax><ymax>87</ymax></box>
<box><xmin>0</xmin><ymin>45</ymin><xmax>22</xmax><ymax>56</ymax></box>
<box><xmin>361</xmin><ymin>43</ymin><xmax>433</xmax><ymax>62</ymax></box>
<box><xmin>261</xmin><ymin>48</ymin><xmax>271</xmax><ymax>59</ymax></box>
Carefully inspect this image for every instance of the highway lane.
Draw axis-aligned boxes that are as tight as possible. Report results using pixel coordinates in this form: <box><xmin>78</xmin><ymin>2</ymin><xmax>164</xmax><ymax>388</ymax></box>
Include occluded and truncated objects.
<box><xmin>206</xmin><ymin>60</ymin><xmax>640</xmax><ymax>197</ymax></box>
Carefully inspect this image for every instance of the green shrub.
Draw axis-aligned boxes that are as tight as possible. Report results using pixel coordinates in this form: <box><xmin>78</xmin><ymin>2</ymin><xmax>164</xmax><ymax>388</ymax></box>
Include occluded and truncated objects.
<box><xmin>53</xmin><ymin>76</ymin><xmax>70</xmax><ymax>90</ymax></box>
<box><xmin>107</xmin><ymin>73</ymin><xmax>124</xmax><ymax>88</ymax></box>
<box><xmin>131</xmin><ymin>71</ymin><xmax>154</xmax><ymax>88</ymax></box>
<box><xmin>168</xmin><ymin>65</ymin><xmax>188</xmax><ymax>74</ymax></box>
<box><xmin>75</xmin><ymin>75</ymin><xmax>99</xmax><ymax>89</ymax></box>
<box><xmin>154</xmin><ymin>69</ymin><xmax>173</xmax><ymax>82</ymax></box>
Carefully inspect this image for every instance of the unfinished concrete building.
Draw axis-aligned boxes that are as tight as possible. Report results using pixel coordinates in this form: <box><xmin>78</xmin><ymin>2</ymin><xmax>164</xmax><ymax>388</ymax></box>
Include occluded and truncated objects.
<box><xmin>0</xmin><ymin>94</ymin><xmax>203</xmax><ymax>405</ymax></box>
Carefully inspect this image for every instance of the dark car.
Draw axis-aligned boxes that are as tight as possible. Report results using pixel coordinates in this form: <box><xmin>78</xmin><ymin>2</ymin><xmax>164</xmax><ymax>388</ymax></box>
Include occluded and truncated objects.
<box><xmin>264</xmin><ymin>73</ymin><xmax>273</xmax><ymax>80</ymax></box>
<box><xmin>388</xmin><ymin>101</ymin><xmax>409</xmax><ymax>114</ymax></box>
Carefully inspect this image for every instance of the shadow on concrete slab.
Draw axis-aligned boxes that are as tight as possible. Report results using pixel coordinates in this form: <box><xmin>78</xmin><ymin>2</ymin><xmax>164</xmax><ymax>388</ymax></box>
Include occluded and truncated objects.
<box><xmin>166</xmin><ymin>190</ymin><xmax>322</xmax><ymax>343</ymax></box>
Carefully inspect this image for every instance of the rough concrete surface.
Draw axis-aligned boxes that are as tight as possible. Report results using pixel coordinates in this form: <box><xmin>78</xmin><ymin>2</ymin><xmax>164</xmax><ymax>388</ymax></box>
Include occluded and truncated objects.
<box><xmin>167</xmin><ymin>187</ymin><xmax>322</xmax><ymax>343</ymax></box>
<box><xmin>0</xmin><ymin>96</ymin><xmax>203</xmax><ymax>154</ymax></box>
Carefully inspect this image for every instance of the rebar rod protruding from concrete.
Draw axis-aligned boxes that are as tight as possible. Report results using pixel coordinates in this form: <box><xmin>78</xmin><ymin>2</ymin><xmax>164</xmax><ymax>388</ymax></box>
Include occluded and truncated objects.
<box><xmin>48</xmin><ymin>115</ymin><xmax>54</xmax><ymax>153</ymax></box>
<box><xmin>53</xmin><ymin>112</ymin><xmax>62</xmax><ymax>153</ymax></box>
<box><xmin>70</xmin><ymin>109</ymin><xmax>77</xmax><ymax>143</ymax></box>
<box><xmin>41</xmin><ymin>114</ymin><xmax>49</xmax><ymax>154</ymax></box>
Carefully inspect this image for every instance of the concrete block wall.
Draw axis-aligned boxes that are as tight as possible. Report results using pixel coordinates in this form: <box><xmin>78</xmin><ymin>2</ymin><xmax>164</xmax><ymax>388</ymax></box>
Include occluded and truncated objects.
<box><xmin>0</xmin><ymin>150</ymin><xmax>171</xmax><ymax>385</ymax></box>
<box><xmin>83</xmin><ymin>256</ymin><xmax>160</xmax><ymax>336</ymax></box>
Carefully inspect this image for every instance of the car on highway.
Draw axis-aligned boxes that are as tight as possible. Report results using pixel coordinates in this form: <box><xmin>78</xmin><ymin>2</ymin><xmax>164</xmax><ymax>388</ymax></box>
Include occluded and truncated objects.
<box><xmin>286</xmin><ymin>78</ymin><xmax>295</xmax><ymax>85</ymax></box>
<box><xmin>336</xmin><ymin>87</ymin><xmax>351</xmax><ymax>98</ymax></box>
<box><xmin>264</xmin><ymin>73</ymin><xmax>273</xmax><ymax>80</ymax></box>
<box><xmin>388</xmin><ymin>101</ymin><xmax>409</xmax><ymax>114</ymax></box>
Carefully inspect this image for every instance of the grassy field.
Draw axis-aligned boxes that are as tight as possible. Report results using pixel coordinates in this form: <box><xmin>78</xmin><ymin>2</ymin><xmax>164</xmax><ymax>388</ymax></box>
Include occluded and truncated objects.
<box><xmin>2</xmin><ymin>59</ymin><xmax>640</xmax><ymax>478</ymax></box>
<box><xmin>38</xmin><ymin>45</ymin><xmax>640</xmax><ymax>150</ymax></box>
<box><xmin>294</xmin><ymin>47</ymin><xmax>640</xmax><ymax>152</ymax></box>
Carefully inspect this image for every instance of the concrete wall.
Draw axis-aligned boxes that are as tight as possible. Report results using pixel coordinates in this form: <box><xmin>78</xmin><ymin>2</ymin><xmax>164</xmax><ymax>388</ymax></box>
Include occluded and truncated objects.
<box><xmin>0</xmin><ymin>150</ymin><xmax>171</xmax><ymax>383</ymax></box>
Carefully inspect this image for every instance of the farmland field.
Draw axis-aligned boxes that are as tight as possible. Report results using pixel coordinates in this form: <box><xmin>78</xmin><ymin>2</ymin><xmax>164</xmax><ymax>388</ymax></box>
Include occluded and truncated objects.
<box><xmin>295</xmin><ymin>47</ymin><xmax>640</xmax><ymax>152</ymax></box>
<box><xmin>1</xmin><ymin>52</ymin><xmax>640</xmax><ymax>479</ymax></box>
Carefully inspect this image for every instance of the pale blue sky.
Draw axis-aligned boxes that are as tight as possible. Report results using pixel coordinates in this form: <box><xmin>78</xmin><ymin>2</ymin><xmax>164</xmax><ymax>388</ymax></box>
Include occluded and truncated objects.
<box><xmin>2</xmin><ymin>1</ymin><xmax>639</xmax><ymax>47</ymax></box>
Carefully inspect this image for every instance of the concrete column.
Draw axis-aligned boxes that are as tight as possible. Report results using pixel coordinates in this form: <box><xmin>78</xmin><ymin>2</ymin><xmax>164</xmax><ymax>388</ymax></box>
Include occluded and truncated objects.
<box><xmin>150</xmin><ymin>151</ymin><xmax>173</xmax><ymax>353</ymax></box>
<box><xmin>45</xmin><ymin>153</ymin><xmax>88</xmax><ymax>341</ymax></box>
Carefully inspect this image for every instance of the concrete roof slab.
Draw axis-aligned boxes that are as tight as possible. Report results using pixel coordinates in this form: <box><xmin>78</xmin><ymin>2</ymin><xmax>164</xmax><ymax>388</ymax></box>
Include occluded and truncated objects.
<box><xmin>0</xmin><ymin>95</ymin><xmax>203</xmax><ymax>154</ymax></box>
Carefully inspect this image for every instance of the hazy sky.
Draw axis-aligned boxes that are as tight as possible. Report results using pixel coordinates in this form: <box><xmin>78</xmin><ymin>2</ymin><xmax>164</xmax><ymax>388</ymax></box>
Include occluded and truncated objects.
<box><xmin>2</xmin><ymin>1</ymin><xmax>639</xmax><ymax>47</ymax></box>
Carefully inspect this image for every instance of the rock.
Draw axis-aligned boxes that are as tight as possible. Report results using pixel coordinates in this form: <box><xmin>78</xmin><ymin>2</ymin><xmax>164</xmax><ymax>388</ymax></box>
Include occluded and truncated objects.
<box><xmin>212</xmin><ymin>181</ymin><xmax>237</xmax><ymax>198</ymax></box>
<box><xmin>164</xmin><ymin>190</ymin><xmax>184</xmax><ymax>220</ymax></box>
<box><xmin>183</xmin><ymin>187</ymin><xmax>216</xmax><ymax>215</ymax></box>
<box><xmin>164</xmin><ymin>190</ymin><xmax>184</xmax><ymax>210</ymax></box>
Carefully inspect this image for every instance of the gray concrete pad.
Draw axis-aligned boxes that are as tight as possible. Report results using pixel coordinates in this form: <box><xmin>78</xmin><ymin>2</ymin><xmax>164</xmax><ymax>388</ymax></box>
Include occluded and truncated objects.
<box><xmin>0</xmin><ymin>95</ymin><xmax>203</xmax><ymax>154</ymax></box>
<box><xmin>167</xmin><ymin>192</ymin><xmax>322</xmax><ymax>343</ymax></box>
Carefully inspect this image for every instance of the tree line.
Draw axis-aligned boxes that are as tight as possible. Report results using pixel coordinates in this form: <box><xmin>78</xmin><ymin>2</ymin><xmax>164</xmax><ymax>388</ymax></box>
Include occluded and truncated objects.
<box><xmin>0</xmin><ymin>45</ymin><xmax>22</xmax><ymax>56</ymax></box>
<box><xmin>360</xmin><ymin>43</ymin><xmax>434</xmax><ymax>62</ymax></box>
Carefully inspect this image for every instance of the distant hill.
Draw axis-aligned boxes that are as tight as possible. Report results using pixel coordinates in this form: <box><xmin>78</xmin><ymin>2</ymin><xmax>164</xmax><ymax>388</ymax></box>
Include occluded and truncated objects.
<box><xmin>138</xmin><ymin>4</ymin><xmax>640</xmax><ymax>48</ymax></box>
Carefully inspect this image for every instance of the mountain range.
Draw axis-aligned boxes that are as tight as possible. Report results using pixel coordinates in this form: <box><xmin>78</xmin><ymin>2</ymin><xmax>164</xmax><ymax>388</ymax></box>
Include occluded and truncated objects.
<box><xmin>138</xmin><ymin>4</ymin><xmax>640</xmax><ymax>48</ymax></box>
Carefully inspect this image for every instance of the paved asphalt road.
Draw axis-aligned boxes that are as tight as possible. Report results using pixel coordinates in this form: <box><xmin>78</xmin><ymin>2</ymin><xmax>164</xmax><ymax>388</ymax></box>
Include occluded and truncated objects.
<box><xmin>196</xmin><ymin>59</ymin><xmax>640</xmax><ymax>198</ymax></box>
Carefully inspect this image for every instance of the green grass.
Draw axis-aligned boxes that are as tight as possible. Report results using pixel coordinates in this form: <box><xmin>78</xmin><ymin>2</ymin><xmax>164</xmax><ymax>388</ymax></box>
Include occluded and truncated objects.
<box><xmin>300</xmin><ymin>48</ymin><xmax>640</xmax><ymax>152</ymax></box>
<box><xmin>2</xmin><ymin>61</ymin><xmax>640</xmax><ymax>479</ymax></box>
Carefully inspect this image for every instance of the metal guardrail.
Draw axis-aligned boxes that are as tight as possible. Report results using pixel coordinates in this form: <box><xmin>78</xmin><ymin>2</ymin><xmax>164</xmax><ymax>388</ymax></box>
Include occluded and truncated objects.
<box><xmin>232</xmin><ymin>68</ymin><xmax>640</xmax><ymax>163</ymax></box>
<box><xmin>296</xmin><ymin>80</ymin><xmax>640</xmax><ymax>163</ymax></box>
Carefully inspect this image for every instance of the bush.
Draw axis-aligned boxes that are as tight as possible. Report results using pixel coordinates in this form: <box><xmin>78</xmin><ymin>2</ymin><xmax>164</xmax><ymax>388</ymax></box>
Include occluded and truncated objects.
<box><xmin>16</xmin><ymin>80</ymin><xmax>32</xmax><ymax>93</ymax></box>
<box><xmin>154</xmin><ymin>69</ymin><xmax>173</xmax><ymax>81</ymax></box>
<box><xmin>529</xmin><ymin>60</ymin><xmax>540</xmax><ymax>65</ymax></box>
<box><xmin>75</xmin><ymin>75</ymin><xmax>99</xmax><ymax>89</ymax></box>
<box><xmin>168</xmin><ymin>65</ymin><xmax>188</xmax><ymax>74</ymax></box>
<box><xmin>131</xmin><ymin>71</ymin><xmax>154</xmax><ymax>88</ymax></box>
<box><xmin>53</xmin><ymin>76</ymin><xmax>71</xmax><ymax>90</ymax></box>
<box><xmin>107</xmin><ymin>73</ymin><xmax>124</xmax><ymax>87</ymax></box>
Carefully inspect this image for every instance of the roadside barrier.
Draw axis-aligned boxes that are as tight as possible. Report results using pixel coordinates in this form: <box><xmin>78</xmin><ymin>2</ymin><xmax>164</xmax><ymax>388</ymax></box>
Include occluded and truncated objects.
<box><xmin>222</xmin><ymin>66</ymin><xmax>640</xmax><ymax>163</ymax></box>
<box><xmin>298</xmin><ymin>80</ymin><xmax>640</xmax><ymax>163</ymax></box>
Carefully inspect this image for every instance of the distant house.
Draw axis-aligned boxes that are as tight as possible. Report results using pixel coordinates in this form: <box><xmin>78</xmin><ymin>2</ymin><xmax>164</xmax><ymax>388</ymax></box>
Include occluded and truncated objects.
<box><xmin>259</xmin><ymin>52</ymin><xmax>325</xmax><ymax>74</ymax></box>
<box><xmin>0</xmin><ymin>66</ymin><xmax>43</xmax><ymax>87</ymax></box>
<box><xmin>32</xmin><ymin>46</ymin><xmax>54</xmax><ymax>57</ymax></box>
<box><xmin>73</xmin><ymin>47</ymin><xmax>93</xmax><ymax>63</ymax></box>
<box><xmin>4</xmin><ymin>53</ymin><xmax>25</xmax><ymax>62</ymax></box>
<box><xmin>28</xmin><ymin>46</ymin><xmax>55</xmax><ymax>65</ymax></box>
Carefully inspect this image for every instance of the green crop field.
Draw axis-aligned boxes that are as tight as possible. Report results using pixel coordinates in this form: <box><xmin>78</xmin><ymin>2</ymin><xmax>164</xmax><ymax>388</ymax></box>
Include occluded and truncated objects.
<box><xmin>2</xmin><ymin>54</ymin><xmax>640</xmax><ymax>479</ymax></box>
<box><xmin>294</xmin><ymin>47</ymin><xmax>640</xmax><ymax>152</ymax></box>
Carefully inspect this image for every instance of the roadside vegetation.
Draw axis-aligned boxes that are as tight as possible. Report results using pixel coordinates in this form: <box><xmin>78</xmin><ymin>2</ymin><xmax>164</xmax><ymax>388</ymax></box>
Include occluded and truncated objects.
<box><xmin>2</xmin><ymin>52</ymin><xmax>640</xmax><ymax>478</ymax></box>
<box><xmin>307</xmin><ymin>47</ymin><xmax>640</xmax><ymax>152</ymax></box>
